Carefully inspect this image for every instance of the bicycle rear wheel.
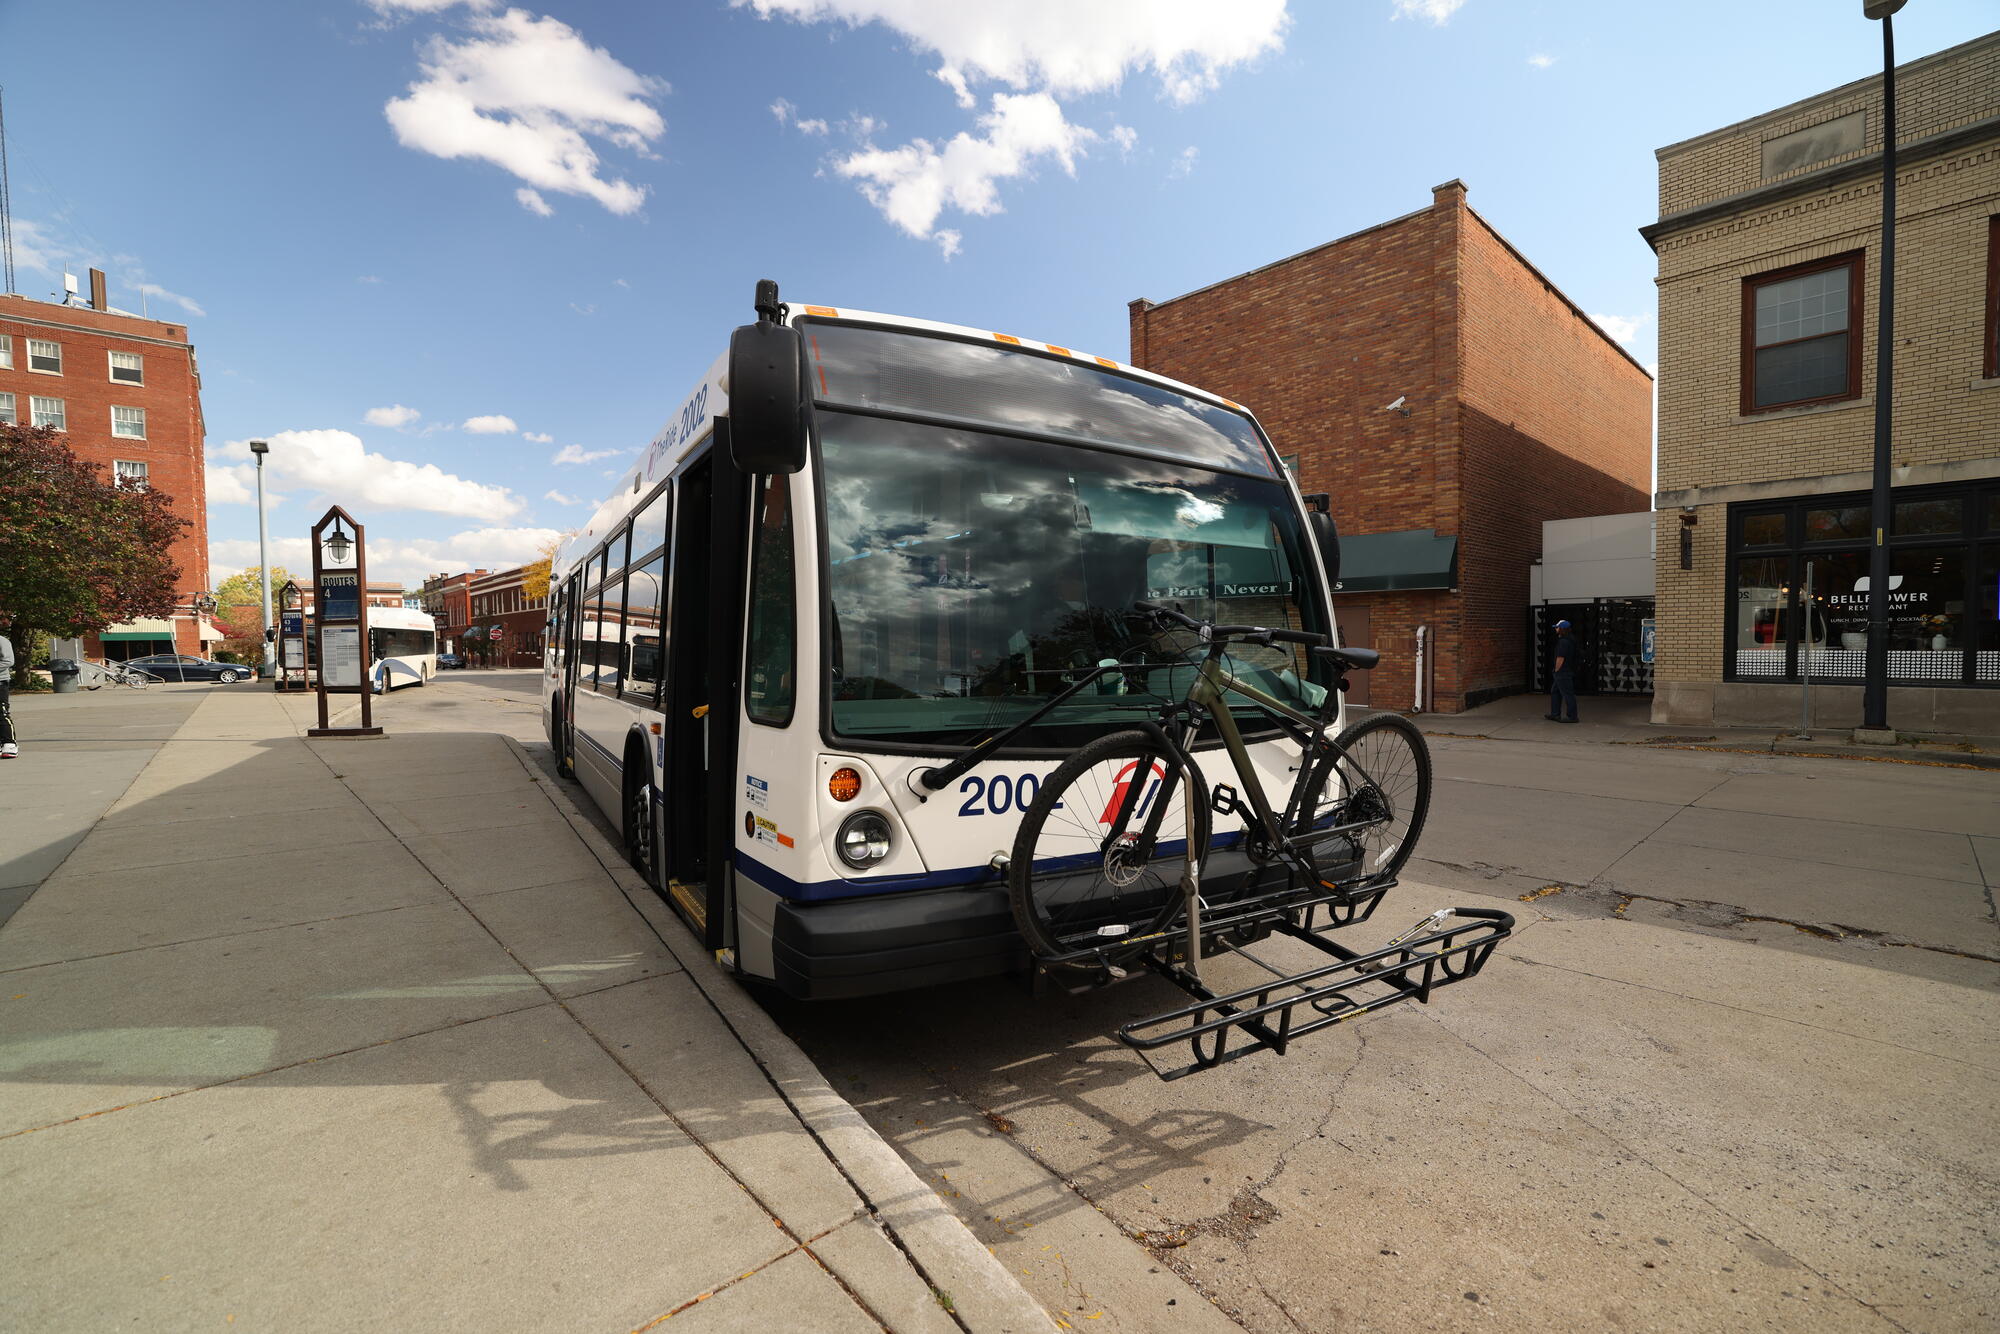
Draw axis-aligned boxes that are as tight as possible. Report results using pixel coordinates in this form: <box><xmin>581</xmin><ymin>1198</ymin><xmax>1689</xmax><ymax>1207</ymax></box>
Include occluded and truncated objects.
<box><xmin>1293</xmin><ymin>712</ymin><xmax>1431</xmax><ymax>885</ymax></box>
<box><xmin>1008</xmin><ymin>732</ymin><xmax>1210</xmax><ymax>966</ymax></box>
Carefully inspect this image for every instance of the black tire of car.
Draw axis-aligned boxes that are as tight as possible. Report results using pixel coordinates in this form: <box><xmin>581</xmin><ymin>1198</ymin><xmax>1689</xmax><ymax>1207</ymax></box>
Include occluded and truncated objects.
<box><xmin>218</xmin><ymin>670</ymin><xmax>241</xmax><ymax>684</ymax></box>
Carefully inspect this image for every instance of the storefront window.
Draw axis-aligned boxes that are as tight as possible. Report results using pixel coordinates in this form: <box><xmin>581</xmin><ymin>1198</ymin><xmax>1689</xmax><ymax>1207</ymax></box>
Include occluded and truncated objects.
<box><xmin>1728</xmin><ymin>485</ymin><xmax>1995</xmax><ymax>688</ymax></box>
<box><xmin>1733</xmin><ymin>556</ymin><xmax>1789</xmax><ymax>677</ymax></box>
<box><xmin>1804</xmin><ymin>505</ymin><xmax>1869</xmax><ymax>542</ymax></box>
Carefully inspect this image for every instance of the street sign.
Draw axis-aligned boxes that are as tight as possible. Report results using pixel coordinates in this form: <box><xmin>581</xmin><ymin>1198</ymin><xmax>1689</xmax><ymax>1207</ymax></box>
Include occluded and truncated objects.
<box><xmin>489</xmin><ymin>625</ymin><xmax>504</xmax><ymax>640</ymax></box>
<box><xmin>281</xmin><ymin>611</ymin><xmax>304</xmax><ymax>636</ymax></box>
<box><xmin>1640</xmin><ymin>618</ymin><xmax>1656</xmax><ymax>666</ymax></box>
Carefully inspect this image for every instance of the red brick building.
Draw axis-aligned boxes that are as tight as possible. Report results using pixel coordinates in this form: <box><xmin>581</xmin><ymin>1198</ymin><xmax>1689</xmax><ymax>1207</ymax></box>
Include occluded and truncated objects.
<box><xmin>1128</xmin><ymin>180</ymin><xmax>1653</xmax><ymax>711</ymax></box>
<box><xmin>420</xmin><ymin>570</ymin><xmax>484</xmax><ymax>656</ymax></box>
<box><xmin>1</xmin><ymin>268</ymin><xmax>213</xmax><ymax>658</ymax></box>
<box><xmin>467</xmin><ymin>565</ymin><xmax>546</xmax><ymax>668</ymax></box>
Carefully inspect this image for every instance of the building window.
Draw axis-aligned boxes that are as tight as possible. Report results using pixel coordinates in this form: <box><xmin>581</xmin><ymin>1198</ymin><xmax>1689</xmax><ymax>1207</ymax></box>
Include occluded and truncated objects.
<box><xmin>112</xmin><ymin>405</ymin><xmax>147</xmax><ymax>439</ymax></box>
<box><xmin>0</xmin><ymin>392</ymin><xmax>13</xmax><ymax>425</ymax></box>
<box><xmin>31</xmin><ymin>396</ymin><xmax>66</xmax><ymax>430</ymax></box>
<box><xmin>110</xmin><ymin>350</ymin><xmax>144</xmax><ymax>385</ymax></box>
<box><xmin>27</xmin><ymin>339</ymin><xmax>62</xmax><ymax>374</ymax></box>
<box><xmin>115</xmin><ymin>459</ymin><xmax>150</xmax><ymax>488</ymax></box>
<box><xmin>1985</xmin><ymin>214</ymin><xmax>2000</xmax><ymax>380</ymax></box>
<box><xmin>1726</xmin><ymin>484</ymin><xmax>2000</xmax><ymax>686</ymax></box>
<box><xmin>0</xmin><ymin>334</ymin><xmax>11</xmax><ymax>369</ymax></box>
<box><xmin>1742</xmin><ymin>253</ymin><xmax>1861</xmax><ymax>413</ymax></box>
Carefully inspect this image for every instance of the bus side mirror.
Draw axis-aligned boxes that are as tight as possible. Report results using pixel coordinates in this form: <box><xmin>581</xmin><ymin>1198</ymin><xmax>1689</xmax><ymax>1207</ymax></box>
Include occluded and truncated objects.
<box><xmin>1309</xmin><ymin>509</ymin><xmax>1341</xmax><ymax>588</ymax></box>
<box><xmin>727</xmin><ymin>319</ymin><xmax>810</xmax><ymax>474</ymax></box>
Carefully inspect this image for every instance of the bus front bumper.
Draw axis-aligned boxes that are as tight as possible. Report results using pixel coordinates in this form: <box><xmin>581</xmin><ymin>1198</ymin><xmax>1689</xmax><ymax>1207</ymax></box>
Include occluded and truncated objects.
<box><xmin>770</xmin><ymin>884</ymin><xmax>1027</xmax><ymax>1000</ymax></box>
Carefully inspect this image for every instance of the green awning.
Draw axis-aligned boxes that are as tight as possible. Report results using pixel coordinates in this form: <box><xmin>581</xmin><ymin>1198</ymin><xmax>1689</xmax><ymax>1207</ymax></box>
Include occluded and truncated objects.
<box><xmin>100</xmin><ymin>631</ymin><xmax>176</xmax><ymax>641</ymax></box>
<box><xmin>1335</xmin><ymin>529</ymin><xmax>1458</xmax><ymax>593</ymax></box>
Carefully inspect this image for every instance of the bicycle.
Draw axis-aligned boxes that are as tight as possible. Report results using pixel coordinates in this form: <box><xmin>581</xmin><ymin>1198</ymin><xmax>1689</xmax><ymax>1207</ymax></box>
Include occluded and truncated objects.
<box><xmin>93</xmin><ymin>660</ymin><xmax>162</xmax><ymax>690</ymax></box>
<box><xmin>1002</xmin><ymin>600</ymin><xmax>1510</xmax><ymax>1078</ymax></box>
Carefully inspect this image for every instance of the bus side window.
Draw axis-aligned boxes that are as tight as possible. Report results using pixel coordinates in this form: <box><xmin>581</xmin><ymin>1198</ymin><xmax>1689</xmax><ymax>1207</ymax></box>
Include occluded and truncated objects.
<box><xmin>745</xmin><ymin>473</ymin><xmax>796</xmax><ymax>726</ymax></box>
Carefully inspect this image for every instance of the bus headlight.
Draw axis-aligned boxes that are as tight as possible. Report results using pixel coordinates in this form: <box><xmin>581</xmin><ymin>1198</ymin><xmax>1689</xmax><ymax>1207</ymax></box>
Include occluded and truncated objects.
<box><xmin>836</xmin><ymin>811</ymin><xmax>894</xmax><ymax>869</ymax></box>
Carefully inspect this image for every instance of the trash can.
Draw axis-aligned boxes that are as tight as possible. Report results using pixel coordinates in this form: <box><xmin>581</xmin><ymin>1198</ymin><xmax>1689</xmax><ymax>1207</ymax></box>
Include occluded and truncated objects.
<box><xmin>49</xmin><ymin>659</ymin><xmax>82</xmax><ymax>694</ymax></box>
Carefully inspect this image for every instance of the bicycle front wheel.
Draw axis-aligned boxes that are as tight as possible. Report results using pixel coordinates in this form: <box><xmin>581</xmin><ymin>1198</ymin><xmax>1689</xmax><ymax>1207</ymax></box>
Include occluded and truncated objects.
<box><xmin>1295</xmin><ymin>712</ymin><xmax>1432</xmax><ymax>885</ymax></box>
<box><xmin>1008</xmin><ymin>732</ymin><xmax>1210</xmax><ymax>965</ymax></box>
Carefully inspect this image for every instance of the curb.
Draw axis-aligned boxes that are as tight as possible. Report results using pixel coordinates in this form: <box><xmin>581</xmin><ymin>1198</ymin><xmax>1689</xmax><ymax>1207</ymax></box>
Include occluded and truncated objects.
<box><xmin>502</xmin><ymin>737</ymin><xmax>1057</xmax><ymax>1334</ymax></box>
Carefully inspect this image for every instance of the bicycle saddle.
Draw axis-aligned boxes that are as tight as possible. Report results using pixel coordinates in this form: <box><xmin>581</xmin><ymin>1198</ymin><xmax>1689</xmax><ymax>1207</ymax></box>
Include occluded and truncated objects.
<box><xmin>1313</xmin><ymin>645</ymin><xmax>1381</xmax><ymax>671</ymax></box>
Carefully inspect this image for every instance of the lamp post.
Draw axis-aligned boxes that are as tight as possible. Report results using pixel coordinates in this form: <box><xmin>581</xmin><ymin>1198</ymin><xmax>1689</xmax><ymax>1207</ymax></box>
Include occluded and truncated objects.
<box><xmin>249</xmin><ymin>439</ymin><xmax>273</xmax><ymax>679</ymax></box>
<box><xmin>1859</xmin><ymin>0</ymin><xmax>1905</xmax><ymax>740</ymax></box>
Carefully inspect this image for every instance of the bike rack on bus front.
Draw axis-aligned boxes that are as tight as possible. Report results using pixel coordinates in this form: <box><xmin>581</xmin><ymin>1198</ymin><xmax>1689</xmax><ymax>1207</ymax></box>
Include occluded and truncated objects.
<box><xmin>1116</xmin><ymin>900</ymin><xmax>1515</xmax><ymax>1082</ymax></box>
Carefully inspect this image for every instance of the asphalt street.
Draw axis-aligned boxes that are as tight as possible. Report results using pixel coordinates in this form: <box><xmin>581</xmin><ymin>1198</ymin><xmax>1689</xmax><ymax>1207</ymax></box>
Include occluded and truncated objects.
<box><xmin>371</xmin><ymin>674</ymin><xmax>2000</xmax><ymax>1332</ymax></box>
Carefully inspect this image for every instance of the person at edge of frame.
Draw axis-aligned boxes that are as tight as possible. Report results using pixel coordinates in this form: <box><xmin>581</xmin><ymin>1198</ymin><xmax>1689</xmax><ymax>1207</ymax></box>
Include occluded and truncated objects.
<box><xmin>0</xmin><ymin>612</ymin><xmax>18</xmax><ymax>758</ymax></box>
<box><xmin>1545</xmin><ymin>618</ymin><xmax>1579</xmax><ymax>725</ymax></box>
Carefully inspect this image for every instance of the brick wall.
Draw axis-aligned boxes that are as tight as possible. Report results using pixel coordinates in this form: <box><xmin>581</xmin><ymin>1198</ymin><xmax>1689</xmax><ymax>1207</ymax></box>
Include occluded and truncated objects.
<box><xmin>0</xmin><ymin>294</ymin><xmax>209</xmax><ymax>653</ymax></box>
<box><xmin>1130</xmin><ymin>182</ymin><xmax>1652</xmax><ymax>711</ymax></box>
<box><xmin>1457</xmin><ymin>208</ymin><xmax>1653</xmax><ymax>697</ymax></box>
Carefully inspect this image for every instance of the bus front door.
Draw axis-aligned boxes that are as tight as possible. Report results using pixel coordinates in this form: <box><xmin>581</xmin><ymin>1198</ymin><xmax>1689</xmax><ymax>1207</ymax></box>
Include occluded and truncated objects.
<box><xmin>661</xmin><ymin>456</ymin><xmax>713</xmax><ymax>932</ymax></box>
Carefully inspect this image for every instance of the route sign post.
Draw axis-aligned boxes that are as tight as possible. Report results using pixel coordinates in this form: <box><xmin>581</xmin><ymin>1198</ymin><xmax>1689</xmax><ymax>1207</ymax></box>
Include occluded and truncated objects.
<box><xmin>307</xmin><ymin>505</ymin><xmax>383</xmax><ymax>738</ymax></box>
<box><xmin>275</xmin><ymin>580</ymin><xmax>309</xmax><ymax>692</ymax></box>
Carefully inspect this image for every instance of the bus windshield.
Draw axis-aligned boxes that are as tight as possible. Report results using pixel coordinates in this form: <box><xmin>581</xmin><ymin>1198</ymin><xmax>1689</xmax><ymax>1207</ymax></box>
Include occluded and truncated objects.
<box><xmin>821</xmin><ymin>410</ymin><xmax>1330</xmax><ymax>747</ymax></box>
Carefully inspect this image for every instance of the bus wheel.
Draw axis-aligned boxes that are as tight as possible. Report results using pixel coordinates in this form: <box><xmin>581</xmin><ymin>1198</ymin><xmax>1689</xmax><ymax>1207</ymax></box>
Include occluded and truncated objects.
<box><xmin>624</xmin><ymin>769</ymin><xmax>661</xmax><ymax>890</ymax></box>
<box><xmin>551</xmin><ymin>699</ymin><xmax>576</xmax><ymax>779</ymax></box>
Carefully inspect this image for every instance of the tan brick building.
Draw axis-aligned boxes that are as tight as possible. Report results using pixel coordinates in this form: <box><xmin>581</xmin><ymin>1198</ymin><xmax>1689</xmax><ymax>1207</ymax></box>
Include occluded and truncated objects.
<box><xmin>1130</xmin><ymin>181</ymin><xmax>1653</xmax><ymax>712</ymax></box>
<box><xmin>1644</xmin><ymin>31</ymin><xmax>2000</xmax><ymax>731</ymax></box>
<box><xmin>0</xmin><ymin>269</ymin><xmax>213</xmax><ymax>658</ymax></box>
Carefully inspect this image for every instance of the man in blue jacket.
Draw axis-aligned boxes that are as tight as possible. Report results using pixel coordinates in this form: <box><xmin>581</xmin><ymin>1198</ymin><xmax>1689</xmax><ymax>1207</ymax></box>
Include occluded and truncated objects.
<box><xmin>1545</xmin><ymin>619</ymin><xmax>1579</xmax><ymax>724</ymax></box>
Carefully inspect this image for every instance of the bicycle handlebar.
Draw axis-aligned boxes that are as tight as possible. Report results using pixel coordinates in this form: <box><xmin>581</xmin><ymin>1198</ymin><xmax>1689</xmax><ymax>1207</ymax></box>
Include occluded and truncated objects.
<box><xmin>1131</xmin><ymin>599</ymin><xmax>1329</xmax><ymax>650</ymax></box>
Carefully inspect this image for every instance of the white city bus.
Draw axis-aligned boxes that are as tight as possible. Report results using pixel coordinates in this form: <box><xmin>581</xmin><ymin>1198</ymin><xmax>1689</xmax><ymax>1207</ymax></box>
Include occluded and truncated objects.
<box><xmin>369</xmin><ymin>605</ymin><xmax>439</xmax><ymax>692</ymax></box>
<box><xmin>543</xmin><ymin>283</ymin><xmax>1347</xmax><ymax>1000</ymax></box>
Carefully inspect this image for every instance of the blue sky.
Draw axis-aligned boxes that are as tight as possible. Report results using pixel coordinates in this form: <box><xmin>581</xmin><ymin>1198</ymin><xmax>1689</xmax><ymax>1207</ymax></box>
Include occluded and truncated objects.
<box><xmin>2</xmin><ymin>0</ymin><xmax>1993</xmax><ymax>588</ymax></box>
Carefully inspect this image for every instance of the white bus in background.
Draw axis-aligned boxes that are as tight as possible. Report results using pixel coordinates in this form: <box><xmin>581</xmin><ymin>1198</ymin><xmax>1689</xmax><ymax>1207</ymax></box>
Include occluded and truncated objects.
<box><xmin>369</xmin><ymin>605</ymin><xmax>439</xmax><ymax>692</ymax></box>
<box><xmin>543</xmin><ymin>282</ymin><xmax>1344</xmax><ymax>1000</ymax></box>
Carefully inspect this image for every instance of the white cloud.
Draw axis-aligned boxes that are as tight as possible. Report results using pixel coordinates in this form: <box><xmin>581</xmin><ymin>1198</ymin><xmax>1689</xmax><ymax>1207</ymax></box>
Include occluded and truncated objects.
<box><xmin>738</xmin><ymin>1</ymin><xmax>1289</xmax><ymax>106</ymax></box>
<box><xmin>1109</xmin><ymin>124</ymin><xmax>1138</xmax><ymax>157</ymax></box>
<box><xmin>522</xmin><ymin>430</ymin><xmax>554</xmax><ymax>444</ymax></box>
<box><xmin>357</xmin><ymin>274</ymin><xmax>385</xmax><ymax>284</ymax></box>
<box><xmin>834</xmin><ymin>91</ymin><xmax>1096</xmax><ymax>244</ymax></box>
<box><xmin>515</xmin><ymin>186</ymin><xmax>554</xmax><ymax>216</ymax></box>
<box><xmin>365</xmin><ymin>404</ymin><xmax>422</xmax><ymax>428</ymax></box>
<box><xmin>741</xmin><ymin>2</ymin><xmax>1284</xmax><ymax>253</ymax></box>
<box><xmin>1169</xmin><ymin>145</ymin><xmax>1198</xmax><ymax>179</ymax></box>
<box><xmin>1392</xmin><ymin>0</ymin><xmax>1466</xmax><ymax>23</ymax></box>
<box><xmin>1589</xmin><ymin>312</ymin><xmax>1648</xmax><ymax>345</ymax></box>
<box><xmin>135</xmin><ymin>283</ymin><xmax>207</xmax><ymax>318</ymax></box>
<box><xmin>552</xmin><ymin>444</ymin><xmax>621</xmax><ymax>465</ymax></box>
<box><xmin>210</xmin><ymin>524</ymin><xmax>562</xmax><ymax>591</ymax></box>
<box><xmin>543</xmin><ymin>489</ymin><xmax>584</xmax><ymax>505</ymax></box>
<box><xmin>384</xmin><ymin>8</ymin><xmax>667</xmax><ymax>215</ymax></box>
<box><xmin>205</xmin><ymin>465</ymin><xmax>255</xmax><ymax>506</ymax></box>
<box><xmin>1527</xmin><ymin>53</ymin><xmax>1556</xmax><ymax>70</ymax></box>
<box><xmin>208</xmin><ymin>430</ymin><xmax>522</xmax><ymax>523</ymax></box>
<box><xmin>772</xmin><ymin>97</ymin><xmax>831</xmax><ymax>135</ymax></box>
<box><xmin>462</xmin><ymin>414</ymin><xmax>518</xmax><ymax>434</ymax></box>
<box><xmin>366</xmin><ymin>0</ymin><xmax>494</xmax><ymax>14</ymax></box>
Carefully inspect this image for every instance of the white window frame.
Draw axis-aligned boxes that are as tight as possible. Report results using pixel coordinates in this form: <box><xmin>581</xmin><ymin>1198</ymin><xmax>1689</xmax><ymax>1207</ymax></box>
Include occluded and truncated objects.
<box><xmin>27</xmin><ymin>338</ymin><xmax>62</xmax><ymax>375</ymax></box>
<box><xmin>0</xmin><ymin>391</ymin><xmax>14</xmax><ymax>425</ymax></box>
<box><xmin>109</xmin><ymin>350</ymin><xmax>144</xmax><ymax>385</ymax></box>
<box><xmin>31</xmin><ymin>396</ymin><xmax>66</xmax><ymax>430</ymax></box>
<box><xmin>0</xmin><ymin>333</ymin><xmax>12</xmax><ymax>369</ymax></box>
<box><xmin>114</xmin><ymin>459</ymin><xmax>150</xmax><ymax>488</ymax></box>
<box><xmin>111</xmin><ymin>405</ymin><xmax>147</xmax><ymax>439</ymax></box>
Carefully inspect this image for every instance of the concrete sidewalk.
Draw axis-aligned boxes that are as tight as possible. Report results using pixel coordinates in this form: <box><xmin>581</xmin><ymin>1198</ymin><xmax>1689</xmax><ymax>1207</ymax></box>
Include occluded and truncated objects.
<box><xmin>0</xmin><ymin>687</ymin><xmax>1051</xmax><ymax>1331</ymax></box>
<box><xmin>1393</xmin><ymin>692</ymin><xmax>2000</xmax><ymax>768</ymax></box>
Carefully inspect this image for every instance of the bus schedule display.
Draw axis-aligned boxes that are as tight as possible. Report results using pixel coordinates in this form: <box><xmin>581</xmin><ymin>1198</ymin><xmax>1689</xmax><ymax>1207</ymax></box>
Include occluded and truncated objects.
<box><xmin>319</xmin><ymin>573</ymin><xmax>361</xmax><ymax>621</ymax></box>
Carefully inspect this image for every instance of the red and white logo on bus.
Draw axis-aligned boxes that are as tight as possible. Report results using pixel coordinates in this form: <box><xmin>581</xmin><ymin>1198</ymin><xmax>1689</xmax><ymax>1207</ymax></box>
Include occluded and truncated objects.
<box><xmin>1098</xmin><ymin>759</ymin><xmax>1167</xmax><ymax>826</ymax></box>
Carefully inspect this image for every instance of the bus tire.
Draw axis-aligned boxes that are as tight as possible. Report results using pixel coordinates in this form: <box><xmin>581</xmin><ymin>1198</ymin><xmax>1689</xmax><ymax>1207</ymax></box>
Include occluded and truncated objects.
<box><xmin>623</xmin><ymin>742</ymin><xmax>661</xmax><ymax>891</ymax></box>
<box><xmin>551</xmin><ymin>697</ymin><xmax>577</xmax><ymax>780</ymax></box>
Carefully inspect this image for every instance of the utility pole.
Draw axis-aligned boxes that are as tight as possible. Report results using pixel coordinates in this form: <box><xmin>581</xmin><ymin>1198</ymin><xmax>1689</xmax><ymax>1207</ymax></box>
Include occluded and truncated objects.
<box><xmin>1858</xmin><ymin>0</ymin><xmax>1905</xmax><ymax>742</ymax></box>
<box><xmin>250</xmin><ymin>440</ymin><xmax>274</xmax><ymax>678</ymax></box>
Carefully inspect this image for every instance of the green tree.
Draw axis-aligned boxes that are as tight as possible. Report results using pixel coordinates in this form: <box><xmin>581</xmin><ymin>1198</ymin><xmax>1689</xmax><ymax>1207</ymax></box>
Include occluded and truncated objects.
<box><xmin>214</xmin><ymin>566</ymin><xmax>293</xmax><ymax>616</ymax></box>
<box><xmin>0</xmin><ymin>424</ymin><xmax>191</xmax><ymax>686</ymax></box>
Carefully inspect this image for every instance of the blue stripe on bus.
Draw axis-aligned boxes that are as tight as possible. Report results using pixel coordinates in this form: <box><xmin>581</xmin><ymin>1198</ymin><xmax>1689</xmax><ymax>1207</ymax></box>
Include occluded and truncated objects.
<box><xmin>736</xmin><ymin>827</ymin><xmax>1252</xmax><ymax>905</ymax></box>
<box><xmin>576</xmin><ymin>731</ymin><xmax>624</xmax><ymax>768</ymax></box>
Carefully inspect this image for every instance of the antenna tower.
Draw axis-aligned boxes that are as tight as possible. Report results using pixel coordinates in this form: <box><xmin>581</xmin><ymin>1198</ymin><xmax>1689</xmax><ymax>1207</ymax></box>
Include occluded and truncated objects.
<box><xmin>0</xmin><ymin>86</ymin><xmax>14</xmax><ymax>294</ymax></box>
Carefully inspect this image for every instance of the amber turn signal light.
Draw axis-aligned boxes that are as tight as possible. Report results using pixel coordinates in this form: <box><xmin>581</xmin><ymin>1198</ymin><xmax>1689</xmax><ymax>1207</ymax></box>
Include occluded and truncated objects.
<box><xmin>829</xmin><ymin>767</ymin><xmax>862</xmax><ymax>802</ymax></box>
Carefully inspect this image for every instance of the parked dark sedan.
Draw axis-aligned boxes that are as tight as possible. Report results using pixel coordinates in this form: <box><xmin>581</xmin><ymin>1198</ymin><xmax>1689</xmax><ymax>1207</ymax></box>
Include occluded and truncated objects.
<box><xmin>437</xmin><ymin>652</ymin><xmax>466</xmax><ymax>669</ymax></box>
<box><xmin>124</xmin><ymin>654</ymin><xmax>252</xmax><ymax>684</ymax></box>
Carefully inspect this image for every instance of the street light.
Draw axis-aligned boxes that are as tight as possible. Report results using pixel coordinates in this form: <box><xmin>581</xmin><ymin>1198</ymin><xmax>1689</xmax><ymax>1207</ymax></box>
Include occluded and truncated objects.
<box><xmin>249</xmin><ymin>439</ymin><xmax>273</xmax><ymax>678</ymax></box>
<box><xmin>1858</xmin><ymin>0</ymin><xmax>1905</xmax><ymax>741</ymax></box>
<box><xmin>323</xmin><ymin>521</ymin><xmax>355</xmax><ymax>567</ymax></box>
